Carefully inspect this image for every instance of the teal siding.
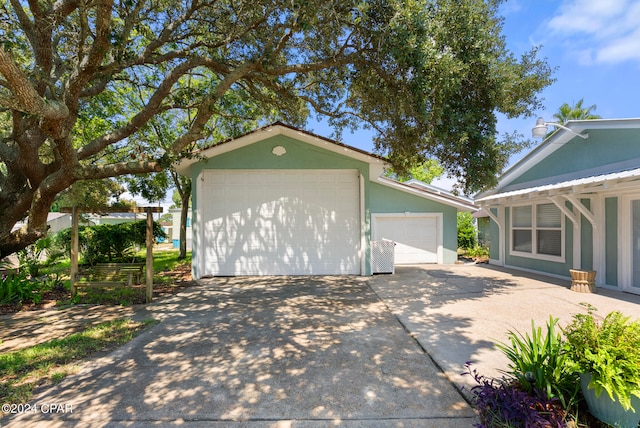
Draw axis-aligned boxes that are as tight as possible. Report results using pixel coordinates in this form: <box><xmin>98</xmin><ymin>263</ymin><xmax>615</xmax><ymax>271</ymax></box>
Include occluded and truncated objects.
<box><xmin>510</xmin><ymin>129</ymin><xmax>640</xmax><ymax>187</ymax></box>
<box><xmin>605</xmin><ymin>197</ymin><xmax>618</xmax><ymax>286</ymax></box>
<box><xmin>580</xmin><ymin>199</ymin><xmax>593</xmax><ymax>270</ymax></box>
<box><xmin>191</xmin><ymin>135</ymin><xmax>370</xmax><ymax>175</ymax></box>
<box><xmin>368</xmin><ymin>182</ymin><xmax>459</xmax><ymax>264</ymax></box>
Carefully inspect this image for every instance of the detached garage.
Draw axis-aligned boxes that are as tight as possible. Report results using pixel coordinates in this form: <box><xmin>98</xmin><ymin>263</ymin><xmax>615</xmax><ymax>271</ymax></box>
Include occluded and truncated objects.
<box><xmin>176</xmin><ymin>123</ymin><xmax>476</xmax><ymax>278</ymax></box>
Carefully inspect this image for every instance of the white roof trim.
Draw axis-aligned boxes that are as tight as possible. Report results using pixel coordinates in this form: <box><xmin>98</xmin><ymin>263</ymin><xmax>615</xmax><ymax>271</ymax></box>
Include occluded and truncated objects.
<box><xmin>376</xmin><ymin>176</ymin><xmax>477</xmax><ymax>211</ymax></box>
<box><xmin>476</xmin><ymin>167</ymin><xmax>640</xmax><ymax>204</ymax></box>
<box><xmin>175</xmin><ymin>124</ymin><xmax>388</xmax><ymax>176</ymax></box>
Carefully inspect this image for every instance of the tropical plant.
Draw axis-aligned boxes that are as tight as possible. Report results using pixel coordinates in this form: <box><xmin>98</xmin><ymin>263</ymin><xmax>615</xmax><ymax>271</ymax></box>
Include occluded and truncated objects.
<box><xmin>0</xmin><ymin>272</ymin><xmax>60</xmax><ymax>305</ymax></box>
<box><xmin>16</xmin><ymin>236</ymin><xmax>52</xmax><ymax>277</ymax></box>
<box><xmin>552</xmin><ymin>99</ymin><xmax>601</xmax><ymax>124</ymax></box>
<box><xmin>495</xmin><ymin>317</ymin><xmax>581</xmax><ymax>409</ymax></box>
<box><xmin>563</xmin><ymin>308</ymin><xmax>640</xmax><ymax>411</ymax></box>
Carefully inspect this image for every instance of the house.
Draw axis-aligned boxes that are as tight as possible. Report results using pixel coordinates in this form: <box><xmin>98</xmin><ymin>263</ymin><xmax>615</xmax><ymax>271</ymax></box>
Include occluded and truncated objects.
<box><xmin>11</xmin><ymin>212</ymin><xmax>72</xmax><ymax>234</ymax></box>
<box><xmin>176</xmin><ymin>123</ymin><xmax>476</xmax><ymax>278</ymax></box>
<box><xmin>475</xmin><ymin>118</ymin><xmax>640</xmax><ymax>295</ymax></box>
<box><xmin>85</xmin><ymin>212</ymin><xmax>145</xmax><ymax>226</ymax></box>
<box><xmin>169</xmin><ymin>207</ymin><xmax>192</xmax><ymax>250</ymax></box>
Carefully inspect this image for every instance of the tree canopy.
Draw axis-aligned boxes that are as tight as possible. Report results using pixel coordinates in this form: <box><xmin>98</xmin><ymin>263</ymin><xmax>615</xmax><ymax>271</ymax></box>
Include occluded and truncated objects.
<box><xmin>0</xmin><ymin>0</ymin><xmax>554</xmax><ymax>257</ymax></box>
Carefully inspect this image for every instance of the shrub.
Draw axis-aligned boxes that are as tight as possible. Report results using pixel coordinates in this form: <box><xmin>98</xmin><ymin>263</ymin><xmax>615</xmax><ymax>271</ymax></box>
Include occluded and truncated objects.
<box><xmin>16</xmin><ymin>236</ymin><xmax>52</xmax><ymax>277</ymax></box>
<box><xmin>457</xmin><ymin>211</ymin><xmax>477</xmax><ymax>249</ymax></box>
<box><xmin>0</xmin><ymin>272</ymin><xmax>64</xmax><ymax>306</ymax></box>
<box><xmin>54</xmin><ymin>220</ymin><xmax>167</xmax><ymax>264</ymax></box>
<box><xmin>465</xmin><ymin>245</ymin><xmax>489</xmax><ymax>259</ymax></box>
<box><xmin>563</xmin><ymin>307</ymin><xmax>640</xmax><ymax>411</ymax></box>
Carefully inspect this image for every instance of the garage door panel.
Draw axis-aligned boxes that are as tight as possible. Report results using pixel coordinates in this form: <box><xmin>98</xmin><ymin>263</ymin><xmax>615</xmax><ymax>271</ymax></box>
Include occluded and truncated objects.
<box><xmin>201</xmin><ymin>170</ymin><xmax>360</xmax><ymax>276</ymax></box>
<box><xmin>372</xmin><ymin>215</ymin><xmax>440</xmax><ymax>264</ymax></box>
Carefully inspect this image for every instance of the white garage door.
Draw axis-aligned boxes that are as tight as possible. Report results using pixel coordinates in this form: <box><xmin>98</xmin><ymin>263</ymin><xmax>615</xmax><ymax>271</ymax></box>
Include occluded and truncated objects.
<box><xmin>199</xmin><ymin>170</ymin><xmax>361</xmax><ymax>276</ymax></box>
<box><xmin>372</xmin><ymin>215</ymin><xmax>441</xmax><ymax>264</ymax></box>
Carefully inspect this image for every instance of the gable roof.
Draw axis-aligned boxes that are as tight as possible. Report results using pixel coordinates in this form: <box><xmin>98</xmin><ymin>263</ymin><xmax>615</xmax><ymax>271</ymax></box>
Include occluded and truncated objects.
<box><xmin>175</xmin><ymin>122</ymin><xmax>388</xmax><ymax>176</ymax></box>
<box><xmin>475</xmin><ymin>117</ymin><xmax>640</xmax><ymax>202</ymax></box>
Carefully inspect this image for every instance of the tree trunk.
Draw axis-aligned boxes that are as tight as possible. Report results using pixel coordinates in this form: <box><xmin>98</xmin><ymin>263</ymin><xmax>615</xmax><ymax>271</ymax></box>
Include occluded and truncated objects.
<box><xmin>178</xmin><ymin>188</ymin><xmax>191</xmax><ymax>260</ymax></box>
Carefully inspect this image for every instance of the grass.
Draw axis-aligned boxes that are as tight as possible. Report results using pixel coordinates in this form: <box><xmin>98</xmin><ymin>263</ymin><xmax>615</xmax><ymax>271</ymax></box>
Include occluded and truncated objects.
<box><xmin>0</xmin><ymin>318</ymin><xmax>157</xmax><ymax>403</ymax></box>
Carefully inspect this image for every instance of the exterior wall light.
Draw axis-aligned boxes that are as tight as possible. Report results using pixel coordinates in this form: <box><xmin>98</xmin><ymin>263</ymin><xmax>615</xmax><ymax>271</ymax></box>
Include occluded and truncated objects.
<box><xmin>532</xmin><ymin>117</ymin><xmax>589</xmax><ymax>139</ymax></box>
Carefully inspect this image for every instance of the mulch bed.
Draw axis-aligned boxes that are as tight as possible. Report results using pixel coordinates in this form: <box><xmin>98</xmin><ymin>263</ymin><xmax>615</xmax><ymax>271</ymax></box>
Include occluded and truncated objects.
<box><xmin>0</xmin><ymin>263</ymin><xmax>197</xmax><ymax>316</ymax></box>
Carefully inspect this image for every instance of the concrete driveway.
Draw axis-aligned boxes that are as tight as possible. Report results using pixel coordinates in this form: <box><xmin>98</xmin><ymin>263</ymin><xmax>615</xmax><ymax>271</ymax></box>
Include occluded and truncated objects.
<box><xmin>4</xmin><ymin>275</ymin><xmax>475</xmax><ymax>427</ymax></box>
<box><xmin>5</xmin><ymin>264</ymin><xmax>640</xmax><ymax>427</ymax></box>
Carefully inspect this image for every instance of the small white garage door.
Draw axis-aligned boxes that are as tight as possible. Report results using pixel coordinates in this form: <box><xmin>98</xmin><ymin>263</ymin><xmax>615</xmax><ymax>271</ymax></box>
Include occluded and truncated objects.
<box><xmin>372</xmin><ymin>214</ymin><xmax>441</xmax><ymax>264</ymax></box>
<box><xmin>199</xmin><ymin>170</ymin><xmax>361</xmax><ymax>276</ymax></box>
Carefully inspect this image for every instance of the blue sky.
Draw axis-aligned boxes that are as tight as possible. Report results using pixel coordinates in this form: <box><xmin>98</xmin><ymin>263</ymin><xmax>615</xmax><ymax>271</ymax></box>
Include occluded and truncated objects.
<box><xmin>310</xmin><ymin>0</ymin><xmax>640</xmax><ymax>191</ymax></box>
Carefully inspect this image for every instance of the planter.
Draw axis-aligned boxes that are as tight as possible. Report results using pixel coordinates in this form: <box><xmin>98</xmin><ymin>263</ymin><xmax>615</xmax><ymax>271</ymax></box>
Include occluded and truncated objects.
<box><xmin>569</xmin><ymin>269</ymin><xmax>597</xmax><ymax>293</ymax></box>
<box><xmin>581</xmin><ymin>373</ymin><xmax>640</xmax><ymax>428</ymax></box>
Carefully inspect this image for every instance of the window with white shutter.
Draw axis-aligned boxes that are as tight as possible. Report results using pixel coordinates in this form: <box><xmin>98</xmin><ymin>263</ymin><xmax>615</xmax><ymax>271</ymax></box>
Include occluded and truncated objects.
<box><xmin>510</xmin><ymin>203</ymin><xmax>563</xmax><ymax>261</ymax></box>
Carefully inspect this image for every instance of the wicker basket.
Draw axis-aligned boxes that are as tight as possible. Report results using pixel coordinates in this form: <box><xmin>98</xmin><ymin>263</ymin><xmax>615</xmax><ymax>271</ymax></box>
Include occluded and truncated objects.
<box><xmin>569</xmin><ymin>269</ymin><xmax>597</xmax><ymax>293</ymax></box>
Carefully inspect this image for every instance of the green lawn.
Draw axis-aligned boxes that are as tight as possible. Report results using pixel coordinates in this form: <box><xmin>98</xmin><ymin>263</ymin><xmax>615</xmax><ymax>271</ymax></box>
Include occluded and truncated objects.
<box><xmin>0</xmin><ymin>319</ymin><xmax>156</xmax><ymax>403</ymax></box>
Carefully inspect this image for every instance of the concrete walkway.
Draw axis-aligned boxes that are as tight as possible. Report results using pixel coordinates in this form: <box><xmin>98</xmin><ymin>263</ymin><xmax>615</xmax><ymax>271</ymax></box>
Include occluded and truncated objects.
<box><xmin>3</xmin><ymin>264</ymin><xmax>640</xmax><ymax>427</ymax></box>
<box><xmin>368</xmin><ymin>264</ymin><xmax>640</xmax><ymax>393</ymax></box>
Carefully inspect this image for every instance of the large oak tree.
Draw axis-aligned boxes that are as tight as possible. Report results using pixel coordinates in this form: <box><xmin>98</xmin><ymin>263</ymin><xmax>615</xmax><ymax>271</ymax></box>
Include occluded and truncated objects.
<box><xmin>0</xmin><ymin>0</ymin><xmax>553</xmax><ymax>257</ymax></box>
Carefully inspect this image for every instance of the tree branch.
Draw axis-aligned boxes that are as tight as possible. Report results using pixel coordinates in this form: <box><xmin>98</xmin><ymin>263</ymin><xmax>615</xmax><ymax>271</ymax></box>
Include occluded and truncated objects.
<box><xmin>77</xmin><ymin>58</ymin><xmax>208</xmax><ymax>160</ymax></box>
<box><xmin>0</xmin><ymin>47</ymin><xmax>69</xmax><ymax>119</ymax></box>
<box><xmin>81</xmin><ymin>160</ymin><xmax>163</xmax><ymax>179</ymax></box>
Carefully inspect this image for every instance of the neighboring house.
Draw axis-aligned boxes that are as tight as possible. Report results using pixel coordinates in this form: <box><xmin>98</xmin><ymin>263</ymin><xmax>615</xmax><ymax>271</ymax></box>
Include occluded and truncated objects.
<box><xmin>176</xmin><ymin>122</ymin><xmax>476</xmax><ymax>278</ymax></box>
<box><xmin>475</xmin><ymin>118</ymin><xmax>640</xmax><ymax>295</ymax></box>
<box><xmin>11</xmin><ymin>212</ymin><xmax>72</xmax><ymax>234</ymax></box>
<box><xmin>85</xmin><ymin>212</ymin><xmax>145</xmax><ymax>225</ymax></box>
<box><xmin>169</xmin><ymin>207</ymin><xmax>192</xmax><ymax>251</ymax></box>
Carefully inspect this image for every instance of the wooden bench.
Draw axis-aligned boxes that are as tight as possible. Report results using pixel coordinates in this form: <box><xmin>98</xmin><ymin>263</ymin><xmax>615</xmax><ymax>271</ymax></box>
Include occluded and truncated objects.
<box><xmin>74</xmin><ymin>263</ymin><xmax>144</xmax><ymax>288</ymax></box>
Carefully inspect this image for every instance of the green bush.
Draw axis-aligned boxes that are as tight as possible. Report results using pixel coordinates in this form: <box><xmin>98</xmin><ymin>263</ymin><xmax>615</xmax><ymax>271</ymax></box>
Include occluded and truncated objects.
<box><xmin>54</xmin><ymin>221</ymin><xmax>167</xmax><ymax>265</ymax></box>
<box><xmin>563</xmin><ymin>308</ymin><xmax>640</xmax><ymax>411</ymax></box>
<box><xmin>0</xmin><ymin>272</ymin><xmax>63</xmax><ymax>305</ymax></box>
<box><xmin>16</xmin><ymin>236</ymin><xmax>52</xmax><ymax>277</ymax></box>
<box><xmin>457</xmin><ymin>211</ymin><xmax>476</xmax><ymax>249</ymax></box>
<box><xmin>464</xmin><ymin>245</ymin><xmax>489</xmax><ymax>259</ymax></box>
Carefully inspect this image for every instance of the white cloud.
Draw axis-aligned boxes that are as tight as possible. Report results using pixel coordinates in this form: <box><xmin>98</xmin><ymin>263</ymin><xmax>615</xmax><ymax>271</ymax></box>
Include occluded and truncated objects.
<box><xmin>543</xmin><ymin>0</ymin><xmax>640</xmax><ymax>65</ymax></box>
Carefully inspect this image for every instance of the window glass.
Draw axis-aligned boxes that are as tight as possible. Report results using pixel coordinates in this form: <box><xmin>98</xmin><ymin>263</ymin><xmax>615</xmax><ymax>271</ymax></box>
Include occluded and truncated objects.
<box><xmin>537</xmin><ymin>230</ymin><xmax>562</xmax><ymax>256</ymax></box>
<box><xmin>513</xmin><ymin>230</ymin><xmax>532</xmax><ymax>253</ymax></box>
<box><xmin>537</xmin><ymin>203</ymin><xmax>561</xmax><ymax>228</ymax></box>
<box><xmin>512</xmin><ymin>206</ymin><xmax>532</xmax><ymax>227</ymax></box>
